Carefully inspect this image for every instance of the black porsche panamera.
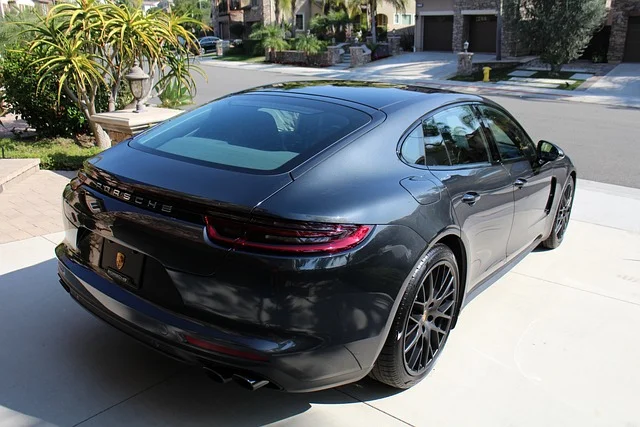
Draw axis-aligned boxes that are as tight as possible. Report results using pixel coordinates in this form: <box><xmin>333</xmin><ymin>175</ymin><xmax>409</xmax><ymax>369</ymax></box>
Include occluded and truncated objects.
<box><xmin>56</xmin><ymin>81</ymin><xmax>576</xmax><ymax>392</ymax></box>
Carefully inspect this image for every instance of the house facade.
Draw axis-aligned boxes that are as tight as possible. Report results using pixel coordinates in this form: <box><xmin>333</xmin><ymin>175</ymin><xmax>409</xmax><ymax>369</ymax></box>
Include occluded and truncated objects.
<box><xmin>413</xmin><ymin>0</ymin><xmax>639</xmax><ymax>62</ymax></box>
<box><xmin>608</xmin><ymin>0</ymin><xmax>640</xmax><ymax>62</ymax></box>
<box><xmin>413</xmin><ymin>0</ymin><xmax>513</xmax><ymax>54</ymax></box>
<box><xmin>211</xmin><ymin>0</ymin><xmax>415</xmax><ymax>40</ymax></box>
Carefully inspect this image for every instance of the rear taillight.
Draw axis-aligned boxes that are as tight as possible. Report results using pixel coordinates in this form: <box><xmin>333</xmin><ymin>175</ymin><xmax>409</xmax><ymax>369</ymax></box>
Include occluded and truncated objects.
<box><xmin>204</xmin><ymin>216</ymin><xmax>372</xmax><ymax>254</ymax></box>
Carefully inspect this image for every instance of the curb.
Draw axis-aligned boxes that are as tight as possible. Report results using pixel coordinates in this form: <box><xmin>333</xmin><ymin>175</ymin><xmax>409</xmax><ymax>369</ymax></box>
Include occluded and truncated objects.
<box><xmin>0</xmin><ymin>158</ymin><xmax>41</xmax><ymax>194</ymax></box>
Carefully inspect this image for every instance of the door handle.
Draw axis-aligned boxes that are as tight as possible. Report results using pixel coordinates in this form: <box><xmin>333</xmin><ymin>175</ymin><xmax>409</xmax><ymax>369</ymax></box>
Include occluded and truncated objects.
<box><xmin>462</xmin><ymin>192</ymin><xmax>480</xmax><ymax>206</ymax></box>
<box><xmin>514</xmin><ymin>178</ymin><xmax>527</xmax><ymax>189</ymax></box>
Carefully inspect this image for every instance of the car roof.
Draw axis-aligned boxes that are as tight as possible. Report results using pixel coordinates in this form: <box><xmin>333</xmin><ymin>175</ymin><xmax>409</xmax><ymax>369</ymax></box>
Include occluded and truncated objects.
<box><xmin>248</xmin><ymin>80</ymin><xmax>483</xmax><ymax>110</ymax></box>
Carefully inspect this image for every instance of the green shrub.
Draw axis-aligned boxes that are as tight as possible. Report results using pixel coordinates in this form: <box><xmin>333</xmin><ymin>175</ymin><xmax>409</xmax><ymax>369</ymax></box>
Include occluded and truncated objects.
<box><xmin>0</xmin><ymin>138</ymin><xmax>101</xmax><ymax>170</ymax></box>
<box><xmin>293</xmin><ymin>34</ymin><xmax>325</xmax><ymax>55</ymax></box>
<box><xmin>158</xmin><ymin>79</ymin><xmax>193</xmax><ymax>108</ymax></box>
<box><xmin>0</xmin><ymin>50</ymin><xmax>88</xmax><ymax>137</ymax></box>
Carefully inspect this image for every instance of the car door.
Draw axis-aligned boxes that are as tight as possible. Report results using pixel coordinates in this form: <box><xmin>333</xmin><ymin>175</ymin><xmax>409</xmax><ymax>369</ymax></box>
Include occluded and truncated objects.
<box><xmin>420</xmin><ymin>104</ymin><xmax>515</xmax><ymax>288</ymax></box>
<box><xmin>476</xmin><ymin>104</ymin><xmax>555</xmax><ymax>256</ymax></box>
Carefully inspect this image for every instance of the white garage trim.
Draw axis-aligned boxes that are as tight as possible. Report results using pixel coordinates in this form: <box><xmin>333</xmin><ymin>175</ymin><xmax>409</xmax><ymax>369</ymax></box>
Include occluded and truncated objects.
<box><xmin>418</xmin><ymin>11</ymin><xmax>454</xmax><ymax>16</ymax></box>
<box><xmin>461</xmin><ymin>9</ymin><xmax>497</xmax><ymax>15</ymax></box>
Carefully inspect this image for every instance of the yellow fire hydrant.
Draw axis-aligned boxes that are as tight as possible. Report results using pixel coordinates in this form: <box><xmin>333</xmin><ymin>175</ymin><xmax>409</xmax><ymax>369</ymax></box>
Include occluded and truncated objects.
<box><xmin>483</xmin><ymin>66</ymin><xmax>492</xmax><ymax>82</ymax></box>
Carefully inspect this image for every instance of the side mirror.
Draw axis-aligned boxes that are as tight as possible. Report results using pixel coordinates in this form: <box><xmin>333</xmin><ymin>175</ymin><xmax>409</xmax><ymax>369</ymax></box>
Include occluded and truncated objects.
<box><xmin>537</xmin><ymin>140</ymin><xmax>564</xmax><ymax>163</ymax></box>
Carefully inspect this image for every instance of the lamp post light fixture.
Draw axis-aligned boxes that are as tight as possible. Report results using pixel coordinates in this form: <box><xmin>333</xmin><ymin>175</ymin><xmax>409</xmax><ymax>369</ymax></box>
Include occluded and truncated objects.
<box><xmin>125</xmin><ymin>61</ymin><xmax>150</xmax><ymax>113</ymax></box>
<box><xmin>463</xmin><ymin>41</ymin><xmax>469</xmax><ymax>53</ymax></box>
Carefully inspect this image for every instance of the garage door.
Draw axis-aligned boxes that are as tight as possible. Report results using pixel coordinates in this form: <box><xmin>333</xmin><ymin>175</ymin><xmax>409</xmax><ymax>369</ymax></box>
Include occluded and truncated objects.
<box><xmin>423</xmin><ymin>16</ymin><xmax>453</xmax><ymax>51</ymax></box>
<box><xmin>469</xmin><ymin>15</ymin><xmax>497</xmax><ymax>53</ymax></box>
<box><xmin>623</xmin><ymin>16</ymin><xmax>640</xmax><ymax>62</ymax></box>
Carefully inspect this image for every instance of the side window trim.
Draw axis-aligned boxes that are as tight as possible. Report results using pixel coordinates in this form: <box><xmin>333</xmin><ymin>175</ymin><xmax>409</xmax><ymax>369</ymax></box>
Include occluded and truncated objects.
<box><xmin>476</xmin><ymin>103</ymin><xmax>537</xmax><ymax>164</ymax></box>
<box><xmin>471</xmin><ymin>104</ymin><xmax>503</xmax><ymax>164</ymax></box>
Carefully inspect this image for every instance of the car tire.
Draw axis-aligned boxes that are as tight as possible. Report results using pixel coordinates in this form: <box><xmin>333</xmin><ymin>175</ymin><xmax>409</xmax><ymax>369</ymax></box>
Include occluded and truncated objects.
<box><xmin>369</xmin><ymin>243</ymin><xmax>460</xmax><ymax>389</ymax></box>
<box><xmin>542</xmin><ymin>176</ymin><xmax>575</xmax><ymax>250</ymax></box>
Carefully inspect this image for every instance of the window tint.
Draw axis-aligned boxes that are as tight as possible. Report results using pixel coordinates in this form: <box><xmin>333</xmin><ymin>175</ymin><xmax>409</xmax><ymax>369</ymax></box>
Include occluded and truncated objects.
<box><xmin>132</xmin><ymin>95</ymin><xmax>371</xmax><ymax>173</ymax></box>
<box><xmin>401</xmin><ymin>126</ymin><xmax>425</xmax><ymax>165</ymax></box>
<box><xmin>478</xmin><ymin>105</ymin><xmax>536</xmax><ymax>161</ymax></box>
<box><xmin>422</xmin><ymin>118</ymin><xmax>453</xmax><ymax>166</ymax></box>
<box><xmin>432</xmin><ymin>105</ymin><xmax>491</xmax><ymax>165</ymax></box>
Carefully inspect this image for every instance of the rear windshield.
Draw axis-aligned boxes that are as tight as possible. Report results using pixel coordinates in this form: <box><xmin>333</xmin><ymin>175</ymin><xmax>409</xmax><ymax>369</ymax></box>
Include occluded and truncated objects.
<box><xmin>131</xmin><ymin>94</ymin><xmax>371</xmax><ymax>174</ymax></box>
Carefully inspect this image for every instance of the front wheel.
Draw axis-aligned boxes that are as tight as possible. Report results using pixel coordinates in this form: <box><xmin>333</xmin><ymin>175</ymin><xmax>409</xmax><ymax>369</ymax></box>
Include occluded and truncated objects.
<box><xmin>542</xmin><ymin>176</ymin><xmax>575</xmax><ymax>249</ymax></box>
<box><xmin>369</xmin><ymin>244</ymin><xmax>460</xmax><ymax>389</ymax></box>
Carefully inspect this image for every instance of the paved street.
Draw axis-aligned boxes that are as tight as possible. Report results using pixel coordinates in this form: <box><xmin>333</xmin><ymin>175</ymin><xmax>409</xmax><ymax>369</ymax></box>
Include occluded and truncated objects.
<box><xmin>192</xmin><ymin>65</ymin><xmax>640</xmax><ymax>188</ymax></box>
<box><xmin>1</xmin><ymin>180</ymin><xmax>639</xmax><ymax>427</ymax></box>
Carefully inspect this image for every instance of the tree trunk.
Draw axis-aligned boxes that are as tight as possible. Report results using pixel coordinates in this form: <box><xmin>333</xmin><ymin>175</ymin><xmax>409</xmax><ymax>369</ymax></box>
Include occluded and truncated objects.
<box><xmin>88</xmin><ymin>119</ymin><xmax>112</xmax><ymax>150</ymax></box>
<box><xmin>549</xmin><ymin>62</ymin><xmax>562</xmax><ymax>77</ymax></box>
<box><xmin>370</xmin><ymin>0</ymin><xmax>377</xmax><ymax>44</ymax></box>
<box><xmin>291</xmin><ymin>0</ymin><xmax>297</xmax><ymax>32</ymax></box>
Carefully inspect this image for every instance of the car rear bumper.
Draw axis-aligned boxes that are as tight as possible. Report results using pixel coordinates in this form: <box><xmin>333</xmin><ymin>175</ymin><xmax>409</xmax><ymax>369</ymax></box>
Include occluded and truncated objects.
<box><xmin>56</xmin><ymin>244</ymin><xmax>376</xmax><ymax>392</ymax></box>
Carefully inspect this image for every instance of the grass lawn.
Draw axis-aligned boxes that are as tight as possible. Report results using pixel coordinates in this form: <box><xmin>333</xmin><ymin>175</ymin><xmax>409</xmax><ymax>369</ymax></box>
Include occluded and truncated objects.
<box><xmin>208</xmin><ymin>54</ymin><xmax>265</xmax><ymax>63</ymax></box>
<box><xmin>450</xmin><ymin>68</ymin><xmax>585</xmax><ymax>90</ymax></box>
<box><xmin>0</xmin><ymin>137</ymin><xmax>101</xmax><ymax>170</ymax></box>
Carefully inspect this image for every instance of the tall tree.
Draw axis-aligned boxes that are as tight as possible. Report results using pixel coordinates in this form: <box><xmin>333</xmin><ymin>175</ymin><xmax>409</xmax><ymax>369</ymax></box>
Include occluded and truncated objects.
<box><xmin>290</xmin><ymin>0</ymin><xmax>297</xmax><ymax>32</ymax></box>
<box><xmin>519</xmin><ymin>0</ymin><xmax>607</xmax><ymax>75</ymax></box>
<box><xmin>23</xmin><ymin>0</ymin><xmax>204</xmax><ymax>148</ymax></box>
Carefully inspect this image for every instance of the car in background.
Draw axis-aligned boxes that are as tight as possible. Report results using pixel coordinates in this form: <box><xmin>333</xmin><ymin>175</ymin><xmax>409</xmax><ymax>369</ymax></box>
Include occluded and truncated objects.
<box><xmin>199</xmin><ymin>36</ymin><xmax>221</xmax><ymax>53</ymax></box>
<box><xmin>56</xmin><ymin>81</ymin><xmax>576</xmax><ymax>393</ymax></box>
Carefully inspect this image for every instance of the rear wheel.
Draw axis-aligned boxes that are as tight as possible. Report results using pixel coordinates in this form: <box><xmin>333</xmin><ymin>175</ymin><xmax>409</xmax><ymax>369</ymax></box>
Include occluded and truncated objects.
<box><xmin>369</xmin><ymin>244</ymin><xmax>459</xmax><ymax>389</ymax></box>
<box><xmin>542</xmin><ymin>176</ymin><xmax>574</xmax><ymax>249</ymax></box>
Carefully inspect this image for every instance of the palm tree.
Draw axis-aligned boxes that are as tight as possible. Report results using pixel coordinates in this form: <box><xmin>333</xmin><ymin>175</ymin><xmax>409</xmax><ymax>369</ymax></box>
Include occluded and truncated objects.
<box><xmin>341</xmin><ymin>0</ymin><xmax>406</xmax><ymax>43</ymax></box>
<box><xmin>290</xmin><ymin>0</ymin><xmax>297</xmax><ymax>32</ymax></box>
<box><xmin>23</xmin><ymin>0</ymin><xmax>204</xmax><ymax>148</ymax></box>
<box><xmin>250</xmin><ymin>24</ymin><xmax>289</xmax><ymax>61</ymax></box>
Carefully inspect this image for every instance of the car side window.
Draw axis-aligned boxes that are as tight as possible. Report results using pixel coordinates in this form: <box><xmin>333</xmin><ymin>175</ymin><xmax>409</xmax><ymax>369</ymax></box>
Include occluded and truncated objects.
<box><xmin>432</xmin><ymin>105</ymin><xmax>491</xmax><ymax>165</ymax></box>
<box><xmin>400</xmin><ymin>125</ymin><xmax>426</xmax><ymax>166</ymax></box>
<box><xmin>477</xmin><ymin>105</ymin><xmax>537</xmax><ymax>161</ymax></box>
<box><xmin>422</xmin><ymin>118</ymin><xmax>453</xmax><ymax>166</ymax></box>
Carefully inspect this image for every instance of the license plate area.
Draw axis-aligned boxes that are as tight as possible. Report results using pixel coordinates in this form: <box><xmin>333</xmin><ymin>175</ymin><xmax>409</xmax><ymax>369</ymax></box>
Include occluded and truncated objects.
<box><xmin>100</xmin><ymin>239</ymin><xmax>145</xmax><ymax>290</ymax></box>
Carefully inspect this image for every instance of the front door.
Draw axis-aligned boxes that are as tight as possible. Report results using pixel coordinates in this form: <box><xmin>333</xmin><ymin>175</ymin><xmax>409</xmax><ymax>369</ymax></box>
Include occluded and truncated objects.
<box><xmin>424</xmin><ymin>105</ymin><xmax>514</xmax><ymax>288</ymax></box>
<box><xmin>476</xmin><ymin>104</ymin><xmax>555</xmax><ymax>256</ymax></box>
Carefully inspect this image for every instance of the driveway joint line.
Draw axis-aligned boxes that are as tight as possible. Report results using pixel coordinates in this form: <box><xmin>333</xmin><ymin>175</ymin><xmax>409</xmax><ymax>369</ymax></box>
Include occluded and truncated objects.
<box><xmin>569</xmin><ymin>219</ymin><xmax>640</xmax><ymax>235</ymax></box>
<box><xmin>336</xmin><ymin>387</ymin><xmax>415</xmax><ymax>426</ymax></box>
<box><xmin>512</xmin><ymin>271</ymin><xmax>640</xmax><ymax>307</ymax></box>
<box><xmin>72</xmin><ymin>368</ymin><xmax>186</xmax><ymax>426</ymax></box>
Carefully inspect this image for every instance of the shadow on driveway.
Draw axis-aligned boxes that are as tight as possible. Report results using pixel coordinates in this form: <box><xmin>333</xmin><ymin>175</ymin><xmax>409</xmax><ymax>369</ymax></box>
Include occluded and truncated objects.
<box><xmin>0</xmin><ymin>259</ymin><xmax>402</xmax><ymax>426</ymax></box>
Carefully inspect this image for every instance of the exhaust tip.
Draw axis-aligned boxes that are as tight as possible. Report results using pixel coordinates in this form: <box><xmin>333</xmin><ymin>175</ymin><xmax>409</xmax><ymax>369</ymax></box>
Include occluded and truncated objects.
<box><xmin>204</xmin><ymin>368</ymin><xmax>233</xmax><ymax>384</ymax></box>
<box><xmin>232</xmin><ymin>374</ymin><xmax>270</xmax><ymax>391</ymax></box>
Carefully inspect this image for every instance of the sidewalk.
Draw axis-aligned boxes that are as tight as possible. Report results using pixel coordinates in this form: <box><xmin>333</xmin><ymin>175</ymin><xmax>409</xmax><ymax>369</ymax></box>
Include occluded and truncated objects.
<box><xmin>0</xmin><ymin>170</ymin><xmax>75</xmax><ymax>243</ymax></box>
<box><xmin>200</xmin><ymin>58</ymin><xmax>640</xmax><ymax>109</ymax></box>
<box><xmin>0</xmin><ymin>179</ymin><xmax>638</xmax><ymax>426</ymax></box>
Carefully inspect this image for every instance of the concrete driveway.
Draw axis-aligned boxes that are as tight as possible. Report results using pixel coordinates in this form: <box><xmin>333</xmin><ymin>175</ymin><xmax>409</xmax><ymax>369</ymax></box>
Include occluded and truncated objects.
<box><xmin>350</xmin><ymin>52</ymin><xmax>495</xmax><ymax>80</ymax></box>
<box><xmin>1</xmin><ymin>179</ymin><xmax>639</xmax><ymax>427</ymax></box>
<box><xmin>586</xmin><ymin>63</ymin><xmax>640</xmax><ymax>97</ymax></box>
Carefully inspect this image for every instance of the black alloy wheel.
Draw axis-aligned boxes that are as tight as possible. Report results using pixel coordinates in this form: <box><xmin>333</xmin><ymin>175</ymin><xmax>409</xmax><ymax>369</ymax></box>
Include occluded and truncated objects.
<box><xmin>403</xmin><ymin>261</ymin><xmax>456</xmax><ymax>374</ymax></box>
<box><xmin>542</xmin><ymin>176</ymin><xmax>575</xmax><ymax>249</ymax></box>
<box><xmin>369</xmin><ymin>244</ymin><xmax>459</xmax><ymax>389</ymax></box>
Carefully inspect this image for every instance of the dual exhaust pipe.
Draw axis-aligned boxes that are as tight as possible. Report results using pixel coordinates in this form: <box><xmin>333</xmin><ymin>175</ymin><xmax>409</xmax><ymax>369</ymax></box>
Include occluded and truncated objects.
<box><xmin>204</xmin><ymin>367</ymin><xmax>270</xmax><ymax>391</ymax></box>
